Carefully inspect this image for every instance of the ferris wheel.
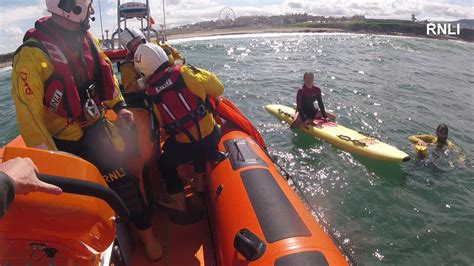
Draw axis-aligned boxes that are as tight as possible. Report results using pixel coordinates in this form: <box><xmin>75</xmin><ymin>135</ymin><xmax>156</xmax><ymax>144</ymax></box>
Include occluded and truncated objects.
<box><xmin>219</xmin><ymin>7</ymin><xmax>235</xmax><ymax>25</ymax></box>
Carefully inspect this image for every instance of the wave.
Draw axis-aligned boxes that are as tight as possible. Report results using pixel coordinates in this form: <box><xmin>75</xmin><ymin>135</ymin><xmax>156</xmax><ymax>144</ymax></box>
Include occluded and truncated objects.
<box><xmin>0</xmin><ymin>66</ymin><xmax>12</xmax><ymax>73</ymax></box>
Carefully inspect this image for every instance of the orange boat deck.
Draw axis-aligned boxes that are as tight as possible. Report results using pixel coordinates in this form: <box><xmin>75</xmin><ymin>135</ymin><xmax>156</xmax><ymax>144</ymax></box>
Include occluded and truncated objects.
<box><xmin>131</xmin><ymin>203</ymin><xmax>216</xmax><ymax>266</ymax></box>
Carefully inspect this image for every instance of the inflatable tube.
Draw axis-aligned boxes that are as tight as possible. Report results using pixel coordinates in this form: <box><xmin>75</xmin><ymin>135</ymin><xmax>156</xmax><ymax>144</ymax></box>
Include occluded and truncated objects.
<box><xmin>104</xmin><ymin>49</ymin><xmax>128</xmax><ymax>61</ymax></box>
<box><xmin>214</xmin><ymin>96</ymin><xmax>267</xmax><ymax>151</ymax></box>
<box><xmin>207</xmin><ymin>122</ymin><xmax>348</xmax><ymax>265</ymax></box>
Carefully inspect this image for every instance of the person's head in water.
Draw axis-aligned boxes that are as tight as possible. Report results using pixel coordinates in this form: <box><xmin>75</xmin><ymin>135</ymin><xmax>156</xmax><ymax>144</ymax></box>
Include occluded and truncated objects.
<box><xmin>436</xmin><ymin>124</ymin><xmax>449</xmax><ymax>144</ymax></box>
<box><xmin>303</xmin><ymin>72</ymin><xmax>314</xmax><ymax>88</ymax></box>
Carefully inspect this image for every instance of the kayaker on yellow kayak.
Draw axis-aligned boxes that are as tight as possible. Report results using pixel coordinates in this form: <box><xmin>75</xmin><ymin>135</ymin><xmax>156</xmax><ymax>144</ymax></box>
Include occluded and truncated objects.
<box><xmin>290</xmin><ymin>72</ymin><xmax>336</xmax><ymax>128</ymax></box>
<box><xmin>11</xmin><ymin>0</ymin><xmax>161</xmax><ymax>261</ymax></box>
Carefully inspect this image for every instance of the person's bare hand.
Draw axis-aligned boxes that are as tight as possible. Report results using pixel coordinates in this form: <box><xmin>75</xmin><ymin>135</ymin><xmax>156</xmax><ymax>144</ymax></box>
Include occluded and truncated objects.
<box><xmin>117</xmin><ymin>108</ymin><xmax>134</xmax><ymax>125</ymax></box>
<box><xmin>417</xmin><ymin>140</ymin><xmax>427</xmax><ymax>146</ymax></box>
<box><xmin>0</xmin><ymin>158</ymin><xmax>62</xmax><ymax>195</ymax></box>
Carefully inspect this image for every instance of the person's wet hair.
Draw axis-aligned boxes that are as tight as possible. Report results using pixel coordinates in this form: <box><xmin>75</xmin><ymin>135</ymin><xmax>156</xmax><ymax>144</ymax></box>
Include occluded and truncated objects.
<box><xmin>436</xmin><ymin>124</ymin><xmax>448</xmax><ymax>134</ymax></box>
<box><xmin>303</xmin><ymin>72</ymin><xmax>314</xmax><ymax>79</ymax></box>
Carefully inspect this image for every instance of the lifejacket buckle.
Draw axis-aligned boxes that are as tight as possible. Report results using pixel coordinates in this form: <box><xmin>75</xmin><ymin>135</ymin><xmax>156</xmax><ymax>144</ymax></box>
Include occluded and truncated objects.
<box><xmin>87</xmin><ymin>83</ymin><xmax>97</xmax><ymax>97</ymax></box>
<box><xmin>196</xmin><ymin>105</ymin><xmax>206</xmax><ymax>116</ymax></box>
<box><xmin>84</xmin><ymin>98</ymin><xmax>100</xmax><ymax>120</ymax></box>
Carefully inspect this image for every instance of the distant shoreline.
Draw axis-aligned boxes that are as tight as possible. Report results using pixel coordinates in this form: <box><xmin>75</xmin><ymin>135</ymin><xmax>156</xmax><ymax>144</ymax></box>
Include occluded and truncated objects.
<box><xmin>1</xmin><ymin>26</ymin><xmax>472</xmax><ymax>67</ymax></box>
<box><xmin>165</xmin><ymin>25</ymin><xmax>474</xmax><ymax>43</ymax></box>
<box><xmin>165</xmin><ymin>26</ymin><xmax>345</xmax><ymax>40</ymax></box>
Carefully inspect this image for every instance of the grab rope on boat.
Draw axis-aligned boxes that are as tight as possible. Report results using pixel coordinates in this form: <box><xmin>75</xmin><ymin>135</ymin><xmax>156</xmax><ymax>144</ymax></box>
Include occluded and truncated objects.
<box><xmin>337</xmin><ymin>134</ymin><xmax>367</xmax><ymax>147</ymax></box>
<box><xmin>263</xmin><ymin>149</ymin><xmax>359</xmax><ymax>265</ymax></box>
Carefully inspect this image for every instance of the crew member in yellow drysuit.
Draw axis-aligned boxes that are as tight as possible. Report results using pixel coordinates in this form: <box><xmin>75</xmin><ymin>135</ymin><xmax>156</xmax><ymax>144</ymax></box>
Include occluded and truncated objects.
<box><xmin>11</xmin><ymin>0</ymin><xmax>161</xmax><ymax>261</ymax></box>
<box><xmin>134</xmin><ymin>43</ymin><xmax>224</xmax><ymax>224</ymax></box>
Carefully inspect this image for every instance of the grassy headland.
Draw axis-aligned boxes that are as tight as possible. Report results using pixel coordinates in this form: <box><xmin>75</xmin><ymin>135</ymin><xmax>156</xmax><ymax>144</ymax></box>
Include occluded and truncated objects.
<box><xmin>294</xmin><ymin>19</ymin><xmax>474</xmax><ymax>42</ymax></box>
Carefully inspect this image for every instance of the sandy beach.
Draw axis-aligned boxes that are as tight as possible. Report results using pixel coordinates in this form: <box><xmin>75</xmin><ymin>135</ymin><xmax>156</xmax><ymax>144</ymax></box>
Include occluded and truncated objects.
<box><xmin>165</xmin><ymin>26</ymin><xmax>344</xmax><ymax>40</ymax></box>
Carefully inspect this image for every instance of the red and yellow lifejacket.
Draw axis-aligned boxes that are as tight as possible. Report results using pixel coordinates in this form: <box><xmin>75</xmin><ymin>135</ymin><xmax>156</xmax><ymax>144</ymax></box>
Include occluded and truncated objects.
<box><xmin>23</xmin><ymin>17</ymin><xmax>116</xmax><ymax>119</ymax></box>
<box><xmin>146</xmin><ymin>65</ymin><xmax>209</xmax><ymax>142</ymax></box>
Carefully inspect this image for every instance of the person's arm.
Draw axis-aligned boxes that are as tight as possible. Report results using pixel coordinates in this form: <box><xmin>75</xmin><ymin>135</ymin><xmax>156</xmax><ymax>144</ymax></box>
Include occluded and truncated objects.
<box><xmin>160</xmin><ymin>43</ymin><xmax>185</xmax><ymax>64</ymax></box>
<box><xmin>0</xmin><ymin>157</ymin><xmax>62</xmax><ymax>218</ymax></box>
<box><xmin>0</xmin><ymin>172</ymin><xmax>15</xmax><ymax>218</ymax></box>
<box><xmin>11</xmin><ymin>43</ymin><xmax>57</xmax><ymax>150</ymax></box>
<box><xmin>120</xmin><ymin>61</ymin><xmax>144</xmax><ymax>92</ymax></box>
<box><xmin>315</xmin><ymin>91</ymin><xmax>327</xmax><ymax>119</ymax></box>
<box><xmin>296</xmin><ymin>89</ymin><xmax>303</xmax><ymax>112</ymax></box>
<box><xmin>408</xmin><ymin>134</ymin><xmax>436</xmax><ymax>144</ymax></box>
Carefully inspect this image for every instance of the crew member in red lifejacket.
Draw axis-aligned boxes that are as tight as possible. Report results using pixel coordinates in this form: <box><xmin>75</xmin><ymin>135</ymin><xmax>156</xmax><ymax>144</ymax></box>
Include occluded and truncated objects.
<box><xmin>11</xmin><ymin>0</ymin><xmax>161</xmax><ymax>260</ymax></box>
<box><xmin>134</xmin><ymin>43</ymin><xmax>224</xmax><ymax>223</ymax></box>
<box><xmin>290</xmin><ymin>72</ymin><xmax>336</xmax><ymax>128</ymax></box>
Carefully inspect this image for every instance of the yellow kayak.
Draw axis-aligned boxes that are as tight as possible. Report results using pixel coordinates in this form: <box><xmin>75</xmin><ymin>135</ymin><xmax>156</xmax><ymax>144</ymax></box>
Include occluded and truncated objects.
<box><xmin>265</xmin><ymin>104</ymin><xmax>410</xmax><ymax>162</ymax></box>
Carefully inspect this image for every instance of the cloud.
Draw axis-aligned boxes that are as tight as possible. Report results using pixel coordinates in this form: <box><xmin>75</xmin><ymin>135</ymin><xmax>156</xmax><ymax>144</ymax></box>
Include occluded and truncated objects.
<box><xmin>288</xmin><ymin>2</ymin><xmax>303</xmax><ymax>9</ymax></box>
<box><xmin>0</xmin><ymin>2</ymin><xmax>47</xmax><ymax>25</ymax></box>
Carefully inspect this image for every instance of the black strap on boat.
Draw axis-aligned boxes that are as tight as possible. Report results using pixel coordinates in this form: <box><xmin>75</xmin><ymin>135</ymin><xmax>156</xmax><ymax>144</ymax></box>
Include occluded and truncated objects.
<box><xmin>337</xmin><ymin>134</ymin><xmax>367</xmax><ymax>147</ymax></box>
<box><xmin>37</xmin><ymin>173</ymin><xmax>130</xmax><ymax>223</ymax></box>
<box><xmin>261</xmin><ymin>148</ymin><xmax>358</xmax><ymax>265</ymax></box>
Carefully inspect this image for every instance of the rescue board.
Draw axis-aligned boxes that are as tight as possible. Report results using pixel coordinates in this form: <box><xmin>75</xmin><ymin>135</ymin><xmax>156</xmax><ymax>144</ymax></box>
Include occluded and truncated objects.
<box><xmin>265</xmin><ymin>104</ymin><xmax>410</xmax><ymax>162</ymax></box>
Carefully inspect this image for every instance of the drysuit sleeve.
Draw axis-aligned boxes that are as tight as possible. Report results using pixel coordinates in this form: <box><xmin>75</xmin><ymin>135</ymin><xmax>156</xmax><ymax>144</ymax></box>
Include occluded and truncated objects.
<box><xmin>11</xmin><ymin>43</ymin><xmax>57</xmax><ymax>150</ymax></box>
<box><xmin>408</xmin><ymin>134</ymin><xmax>436</xmax><ymax>144</ymax></box>
<box><xmin>160</xmin><ymin>43</ymin><xmax>185</xmax><ymax>64</ymax></box>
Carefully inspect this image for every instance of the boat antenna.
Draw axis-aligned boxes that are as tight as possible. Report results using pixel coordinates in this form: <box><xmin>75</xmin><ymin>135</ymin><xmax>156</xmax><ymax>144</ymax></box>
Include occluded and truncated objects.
<box><xmin>162</xmin><ymin>0</ymin><xmax>167</xmax><ymax>41</ymax></box>
<box><xmin>98</xmin><ymin>0</ymin><xmax>105</xmax><ymax>41</ymax></box>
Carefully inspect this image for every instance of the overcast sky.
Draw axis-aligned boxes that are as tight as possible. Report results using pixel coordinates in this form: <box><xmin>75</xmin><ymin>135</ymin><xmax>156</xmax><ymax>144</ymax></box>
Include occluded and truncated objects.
<box><xmin>0</xmin><ymin>0</ymin><xmax>473</xmax><ymax>53</ymax></box>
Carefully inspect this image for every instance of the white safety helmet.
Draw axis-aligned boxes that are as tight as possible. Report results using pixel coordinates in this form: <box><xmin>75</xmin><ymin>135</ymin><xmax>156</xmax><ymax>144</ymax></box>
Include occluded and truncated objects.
<box><xmin>46</xmin><ymin>0</ymin><xmax>92</xmax><ymax>23</ymax></box>
<box><xmin>119</xmin><ymin>28</ymin><xmax>146</xmax><ymax>51</ymax></box>
<box><xmin>134</xmin><ymin>43</ymin><xmax>169</xmax><ymax>77</ymax></box>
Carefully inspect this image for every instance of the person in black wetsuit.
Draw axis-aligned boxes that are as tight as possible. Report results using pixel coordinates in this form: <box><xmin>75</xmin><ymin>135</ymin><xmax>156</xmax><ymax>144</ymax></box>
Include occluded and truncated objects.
<box><xmin>0</xmin><ymin>157</ymin><xmax>62</xmax><ymax>218</ymax></box>
<box><xmin>290</xmin><ymin>72</ymin><xmax>336</xmax><ymax>128</ymax></box>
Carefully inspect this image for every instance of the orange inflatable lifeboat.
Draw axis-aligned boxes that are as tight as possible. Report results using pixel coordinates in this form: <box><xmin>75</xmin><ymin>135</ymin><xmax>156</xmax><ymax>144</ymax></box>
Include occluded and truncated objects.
<box><xmin>0</xmin><ymin>97</ymin><xmax>352</xmax><ymax>265</ymax></box>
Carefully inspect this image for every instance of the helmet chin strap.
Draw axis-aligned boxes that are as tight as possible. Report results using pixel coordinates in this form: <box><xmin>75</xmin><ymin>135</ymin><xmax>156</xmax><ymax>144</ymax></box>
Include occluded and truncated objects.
<box><xmin>79</xmin><ymin>21</ymin><xmax>89</xmax><ymax>33</ymax></box>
